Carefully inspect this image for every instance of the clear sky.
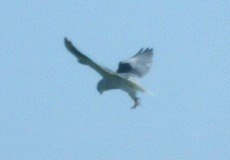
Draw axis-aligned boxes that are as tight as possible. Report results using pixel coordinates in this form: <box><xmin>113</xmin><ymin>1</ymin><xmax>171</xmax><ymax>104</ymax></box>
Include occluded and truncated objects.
<box><xmin>1</xmin><ymin>1</ymin><xmax>230</xmax><ymax>160</ymax></box>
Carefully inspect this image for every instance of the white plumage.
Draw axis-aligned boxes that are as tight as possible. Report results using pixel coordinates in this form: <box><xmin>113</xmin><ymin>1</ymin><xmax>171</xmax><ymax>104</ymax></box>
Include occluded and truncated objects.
<box><xmin>64</xmin><ymin>38</ymin><xmax>153</xmax><ymax>109</ymax></box>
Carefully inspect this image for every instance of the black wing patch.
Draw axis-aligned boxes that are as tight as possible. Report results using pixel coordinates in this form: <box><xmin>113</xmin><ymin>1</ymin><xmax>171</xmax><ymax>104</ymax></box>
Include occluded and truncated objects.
<box><xmin>116</xmin><ymin>48</ymin><xmax>153</xmax><ymax>78</ymax></box>
<box><xmin>117</xmin><ymin>62</ymin><xmax>133</xmax><ymax>73</ymax></box>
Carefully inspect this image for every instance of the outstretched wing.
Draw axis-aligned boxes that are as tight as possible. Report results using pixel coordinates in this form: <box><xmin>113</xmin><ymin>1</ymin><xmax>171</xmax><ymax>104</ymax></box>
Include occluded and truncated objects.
<box><xmin>116</xmin><ymin>48</ymin><xmax>153</xmax><ymax>78</ymax></box>
<box><xmin>64</xmin><ymin>37</ymin><xmax>111</xmax><ymax>77</ymax></box>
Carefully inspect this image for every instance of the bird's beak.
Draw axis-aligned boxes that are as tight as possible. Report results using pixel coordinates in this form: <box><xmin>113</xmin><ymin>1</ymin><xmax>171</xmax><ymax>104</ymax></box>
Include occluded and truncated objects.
<box><xmin>99</xmin><ymin>90</ymin><xmax>104</xmax><ymax>95</ymax></box>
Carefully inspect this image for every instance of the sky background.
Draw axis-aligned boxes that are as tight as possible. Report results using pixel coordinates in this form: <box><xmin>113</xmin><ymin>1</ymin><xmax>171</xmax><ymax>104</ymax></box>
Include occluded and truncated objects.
<box><xmin>1</xmin><ymin>1</ymin><xmax>230</xmax><ymax>160</ymax></box>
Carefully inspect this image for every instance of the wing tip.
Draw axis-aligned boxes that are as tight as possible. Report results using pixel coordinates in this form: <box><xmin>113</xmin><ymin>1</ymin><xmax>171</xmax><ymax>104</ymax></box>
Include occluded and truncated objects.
<box><xmin>64</xmin><ymin>37</ymin><xmax>76</xmax><ymax>53</ymax></box>
<box><xmin>64</xmin><ymin>37</ymin><xmax>71</xmax><ymax>46</ymax></box>
<box><xmin>138</xmin><ymin>47</ymin><xmax>153</xmax><ymax>54</ymax></box>
<box><xmin>143</xmin><ymin>48</ymin><xmax>153</xmax><ymax>53</ymax></box>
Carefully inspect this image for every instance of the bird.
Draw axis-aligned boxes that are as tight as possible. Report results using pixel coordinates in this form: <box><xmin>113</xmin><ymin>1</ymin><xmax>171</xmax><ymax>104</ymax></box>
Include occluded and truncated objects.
<box><xmin>64</xmin><ymin>37</ymin><xmax>153</xmax><ymax>109</ymax></box>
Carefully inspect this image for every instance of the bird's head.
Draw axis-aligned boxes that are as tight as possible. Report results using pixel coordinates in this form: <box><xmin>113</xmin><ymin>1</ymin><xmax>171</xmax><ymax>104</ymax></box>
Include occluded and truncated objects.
<box><xmin>97</xmin><ymin>79</ymin><xmax>107</xmax><ymax>94</ymax></box>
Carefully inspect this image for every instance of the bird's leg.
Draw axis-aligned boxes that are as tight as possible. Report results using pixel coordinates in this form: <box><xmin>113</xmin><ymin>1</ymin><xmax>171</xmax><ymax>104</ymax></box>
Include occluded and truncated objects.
<box><xmin>131</xmin><ymin>97</ymin><xmax>140</xmax><ymax>109</ymax></box>
<box><xmin>127</xmin><ymin>90</ymin><xmax>140</xmax><ymax>109</ymax></box>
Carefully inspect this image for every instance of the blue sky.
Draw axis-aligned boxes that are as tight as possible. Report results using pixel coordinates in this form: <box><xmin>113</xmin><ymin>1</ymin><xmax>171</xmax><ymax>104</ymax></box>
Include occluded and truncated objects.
<box><xmin>0</xmin><ymin>1</ymin><xmax>230</xmax><ymax>159</ymax></box>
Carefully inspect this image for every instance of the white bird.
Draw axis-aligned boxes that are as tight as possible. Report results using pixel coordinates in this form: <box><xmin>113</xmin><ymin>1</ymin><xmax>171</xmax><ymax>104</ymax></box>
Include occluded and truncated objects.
<box><xmin>64</xmin><ymin>38</ymin><xmax>153</xmax><ymax>109</ymax></box>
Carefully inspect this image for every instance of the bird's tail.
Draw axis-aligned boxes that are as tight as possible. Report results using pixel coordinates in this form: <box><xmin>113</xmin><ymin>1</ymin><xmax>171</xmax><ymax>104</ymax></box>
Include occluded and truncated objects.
<box><xmin>128</xmin><ymin>80</ymin><xmax>145</xmax><ymax>92</ymax></box>
<box><xmin>128</xmin><ymin>79</ymin><xmax>154</xmax><ymax>96</ymax></box>
<box><xmin>145</xmin><ymin>89</ymin><xmax>155</xmax><ymax>96</ymax></box>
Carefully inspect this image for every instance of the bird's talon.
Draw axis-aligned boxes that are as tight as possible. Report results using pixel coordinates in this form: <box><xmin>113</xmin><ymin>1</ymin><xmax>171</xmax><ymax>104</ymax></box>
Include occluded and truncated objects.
<box><xmin>131</xmin><ymin>98</ymin><xmax>140</xmax><ymax>109</ymax></box>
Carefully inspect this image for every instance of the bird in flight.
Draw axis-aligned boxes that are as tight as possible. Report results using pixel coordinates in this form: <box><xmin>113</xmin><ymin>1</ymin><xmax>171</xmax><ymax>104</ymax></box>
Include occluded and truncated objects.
<box><xmin>64</xmin><ymin>37</ymin><xmax>153</xmax><ymax>109</ymax></box>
